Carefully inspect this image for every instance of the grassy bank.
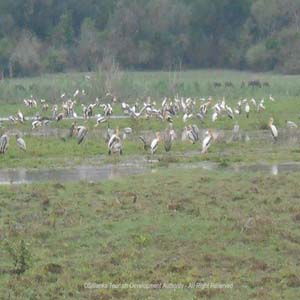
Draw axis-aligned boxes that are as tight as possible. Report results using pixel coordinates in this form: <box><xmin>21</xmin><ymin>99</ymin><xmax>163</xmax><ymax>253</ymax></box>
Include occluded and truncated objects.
<box><xmin>1</xmin><ymin>129</ymin><xmax>300</xmax><ymax>169</ymax></box>
<box><xmin>0</xmin><ymin>168</ymin><xmax>300</xmax><ymax>299</ymax></box>
<box><xmin>1</xmin><ymin>69</ymin><xmax>300</xmax><ymax>105</ymax></box>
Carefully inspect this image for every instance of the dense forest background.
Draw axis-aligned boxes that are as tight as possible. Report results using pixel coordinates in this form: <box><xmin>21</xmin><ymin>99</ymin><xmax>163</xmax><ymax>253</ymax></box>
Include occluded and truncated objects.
<box><xmin>0</xmin><ymin>0</ymin><xmax>299</xmax><ymax>77</ymax></box>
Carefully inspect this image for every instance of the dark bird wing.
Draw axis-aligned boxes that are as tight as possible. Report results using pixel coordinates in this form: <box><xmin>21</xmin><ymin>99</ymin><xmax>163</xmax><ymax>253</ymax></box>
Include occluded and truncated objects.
<box><xmin>139</xmin><ymin>136</ymin><xmax>149</xmax><ymax>151</ymax></box>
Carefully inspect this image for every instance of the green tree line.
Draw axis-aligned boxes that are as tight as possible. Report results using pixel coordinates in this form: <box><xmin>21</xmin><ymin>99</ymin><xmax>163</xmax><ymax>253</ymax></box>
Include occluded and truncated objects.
<box><xmin>0</xmin><ymin>0</ymin><xmax>299</xmax><ymax>76</ymax></box>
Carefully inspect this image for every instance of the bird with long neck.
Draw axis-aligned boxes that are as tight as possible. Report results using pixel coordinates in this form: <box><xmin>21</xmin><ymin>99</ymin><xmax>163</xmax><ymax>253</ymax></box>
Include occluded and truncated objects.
<box><xmin>150</xmin><ymin>132</ymin><xmax>160</xmax><ymax>161</ymax></box>
<box><xmin>69</xmin><ymin>121</ymin><xmax>76</xmax><ymax>137</ymax></box>
<box><xmin>201</xmin><ymin>129</ymin><xmax>214</xmax><ymax>154</ymax></box>
<box><xmin>16</xmin><ymin>134</ymin><xmax>26</xmax><ymax>151</ymax></box>
<box><xmin>0</xmin><ymin>133</ymin><xmax>9</xmax><ymax>154</ymax></box>
<box><xmin>164</xmin><ymin>124</ymin><xmax>175</xmax><ymax>152</ymax></box>
<box><xmin>108</xmin><ymin>127</ymin><xmax>122</xmax><ymax>156</ymax></box>
<box><xmin>268</xmin><ymin>117</ymin><xmax>278</xmax><ymax>142</ymax></box>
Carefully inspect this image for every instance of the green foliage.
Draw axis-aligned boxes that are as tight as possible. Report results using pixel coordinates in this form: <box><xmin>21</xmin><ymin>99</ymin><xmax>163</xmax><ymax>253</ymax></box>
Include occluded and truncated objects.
<box><xmin>0</xmin><ymin>0</ymin><xmax>299</xmax><ymax>75</ymax></box>
<box><xmin>43</xmin><ymin>48</ymin><xmax>68</xmax><ymax>73</ymax></box>
<box><xmin>4</xmin><ymin>239</ymin><xmax>32</xmax><ymax>274</ymax></box>
<box><xmin>52</xmin><ymin>13</ymin><xmax>74</xmax><ymax>46</ymax></box>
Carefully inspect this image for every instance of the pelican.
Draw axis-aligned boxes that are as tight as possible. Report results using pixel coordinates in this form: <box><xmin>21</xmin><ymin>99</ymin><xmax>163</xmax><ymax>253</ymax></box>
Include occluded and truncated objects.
<box><xmin>108</xmin><ymin>128</ymin><xmax>122</xmax><ymax>155</ymax></box>
<box><xmin>0</xmin><ymin>134</ymin><xmax>9</xmax><ymax>154</ymax></box>
<box><xmin>77</xmin><ymin>126</ymin><xmax>88</xmax><ymax>144</ymax></box>
<box><xmin>16</xmin><ymin>135</ymin><xmax>26</xmax><ymax>151</ymax></box>
<box><xmin>201</xmin><ymin>129</ymin><xmax>213</xmax><ymax>154</ymax></box>
<box><xmin>268</xmin><ymin>118</ymin><xmax>278</xmax><ymax>142</ymax></box>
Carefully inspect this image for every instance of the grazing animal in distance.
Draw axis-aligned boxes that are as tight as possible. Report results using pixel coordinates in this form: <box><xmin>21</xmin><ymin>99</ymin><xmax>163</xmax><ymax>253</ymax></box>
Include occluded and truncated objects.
<box><xmin>213</xmin><ymin>81</ymin><xmax>222</xmax><ymax>88</ymax></box>
<box><xmin>248</xmin><ymin>80</ymin><xmax>262</xmax><ymax>88</ymax></box>
<box><xmin>224</xmin><ymin>81</ymin><xmax>234</xmax><ymax>87</ymax></box>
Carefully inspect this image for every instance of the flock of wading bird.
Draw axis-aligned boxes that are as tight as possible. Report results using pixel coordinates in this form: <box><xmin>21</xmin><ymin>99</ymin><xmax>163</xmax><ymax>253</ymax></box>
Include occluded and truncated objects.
<box><xmin>0</xmin><ymin>90</ymin><xmax>296</xmax><ymax>159</ymax></box>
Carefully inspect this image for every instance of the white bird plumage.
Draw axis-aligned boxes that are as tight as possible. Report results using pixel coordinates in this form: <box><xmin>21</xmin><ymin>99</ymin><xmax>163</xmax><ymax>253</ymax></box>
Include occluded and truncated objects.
<box><xmin>201</xmin><ymin>130</ymin><xmax>213</xmax><ymax>154</ymax></box>
<box><xmin>16</xmin><ymin>135</ymin><xmax>26</xmax><ymax>151</ymax></box>
<box><xmin>269</xmin><ymin>118</ymin><xmax>278</xmax><ymax>142</ymax></box>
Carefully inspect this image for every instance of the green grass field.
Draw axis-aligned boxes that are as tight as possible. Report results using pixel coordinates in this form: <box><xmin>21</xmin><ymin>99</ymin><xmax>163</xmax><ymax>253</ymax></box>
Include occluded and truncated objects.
<box><xmin>1</xmin><ymin>68</ymin><xmax>300</xmax><ymax>105</ymax></box>
<box><xmin>1</xmin><ymin>168</ymin><xmax>300</xmax><ymax>299</ymax></box>
<box><xmin>0</xmin><ymin>69</ymin><xmax>300</xmax><ymax>168</ymax></box>
<box><xmin>1</xmin><ymin>68</ymin><xmax>300</xmax><ymax>129</ymax></box>
<box><xmin>1</xmin><ymin>70</ymin><xmax>300</xmax><ymax>299</ymax></box>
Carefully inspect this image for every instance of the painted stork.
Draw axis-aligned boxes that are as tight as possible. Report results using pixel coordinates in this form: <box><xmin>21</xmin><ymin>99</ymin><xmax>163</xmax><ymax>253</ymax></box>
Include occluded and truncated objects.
<box><xmin>16</xmin><ymin>135</ymin><xmax>26</xmax><ymax>151</ymax></box>
<box><xmin>108</xmin><ymin>128</ymin><xmax>122</xmax><ymax>155</ymax></box>
<box><xmin>268</xmin><ymin>117</ymin><xmax>278</xmax><ymax>142</ymax></box>
<box><xmin>201</xmin><ymin>129</ymin><xmax>213</xmax><ymax>154</ymax></box>
<box><xmin>0</xmin><ymin>134</ymin><xmax>9</xmax><ymax>154</ymax></box>
<box><xmin>77</xmin><ymin>126</ymin><xmax>88</xmax><ymax>144</ymax></box>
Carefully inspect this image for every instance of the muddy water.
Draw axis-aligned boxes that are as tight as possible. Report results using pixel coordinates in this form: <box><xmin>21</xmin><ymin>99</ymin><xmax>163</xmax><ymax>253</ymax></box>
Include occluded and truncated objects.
<box><xmin>231</xmin><ymin>162</ymin><xmax>300</xmax><ymax>175</ymax></box>
<box><xmin>0</xmin><ymin>164</ymin><xmax>147</xmax><ymax>185</ymax></box>
<box><xmin>1</xmin><ymin>161</ymin><xmax>300</xmax><ymax>185</ymax></box>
